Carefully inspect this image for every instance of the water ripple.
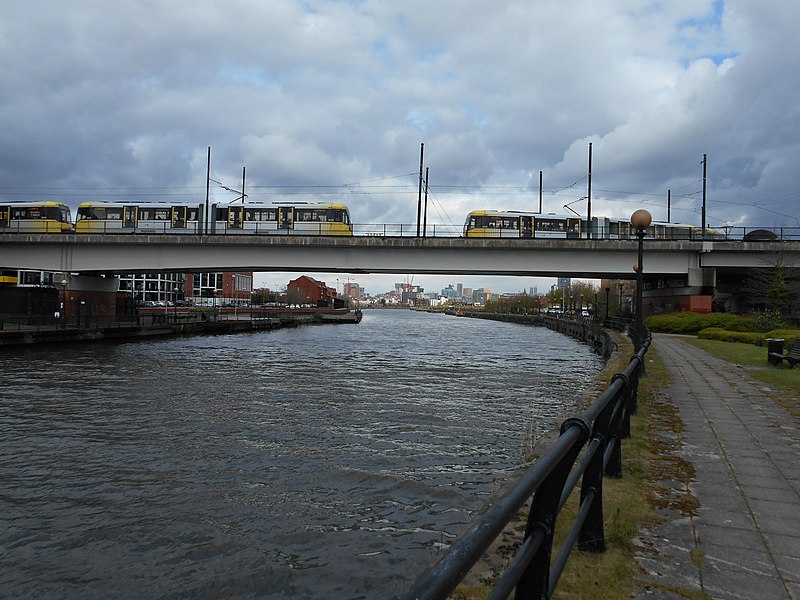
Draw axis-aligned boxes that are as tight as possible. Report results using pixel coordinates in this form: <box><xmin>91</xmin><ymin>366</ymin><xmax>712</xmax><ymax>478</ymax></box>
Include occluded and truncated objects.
<box><xmin>0</xmin><ymin>310</ymin><xmax>603</xmax><ymax>599</ymax></box>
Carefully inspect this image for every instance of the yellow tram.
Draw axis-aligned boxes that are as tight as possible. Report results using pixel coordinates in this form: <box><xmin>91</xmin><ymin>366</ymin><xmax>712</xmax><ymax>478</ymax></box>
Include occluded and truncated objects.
<box><xmin>0</xmin><ymin>201</ymin><xmax>72</xmax><ymax>233</ymax></box>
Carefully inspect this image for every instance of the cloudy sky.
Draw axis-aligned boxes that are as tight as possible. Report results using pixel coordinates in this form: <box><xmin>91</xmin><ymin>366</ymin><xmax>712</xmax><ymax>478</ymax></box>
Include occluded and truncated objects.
<box><xmin>2</xmin><ymin>1</ymin><xmax>798</xmax><ymax>295</ymax></box>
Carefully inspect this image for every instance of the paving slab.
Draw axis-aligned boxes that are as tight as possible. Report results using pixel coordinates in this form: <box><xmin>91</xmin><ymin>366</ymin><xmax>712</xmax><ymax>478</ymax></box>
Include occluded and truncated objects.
<box><xmin>634</xmin><ymin>334</ymin><xmax>800</xmax><ymax>599</ymax></box>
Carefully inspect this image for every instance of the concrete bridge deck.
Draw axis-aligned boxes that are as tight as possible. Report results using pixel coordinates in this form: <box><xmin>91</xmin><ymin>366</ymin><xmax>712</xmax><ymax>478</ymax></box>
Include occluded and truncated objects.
<box><xmin>2</xmin><ymin>233</ymin><xmax>799</xmax><ymax>278</ymax></box>
<box><xmin>636</xmin><ymin>335</ymin><xmax>800</xmax><ymax>599</ymax></box>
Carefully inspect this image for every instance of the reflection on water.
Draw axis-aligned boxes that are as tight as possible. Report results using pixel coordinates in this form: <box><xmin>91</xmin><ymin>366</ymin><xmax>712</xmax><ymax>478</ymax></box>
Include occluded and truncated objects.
<box><xmin>0</xmin><ymin>310</ymin><xmax>603</xmax><ymax>598</ymax></box>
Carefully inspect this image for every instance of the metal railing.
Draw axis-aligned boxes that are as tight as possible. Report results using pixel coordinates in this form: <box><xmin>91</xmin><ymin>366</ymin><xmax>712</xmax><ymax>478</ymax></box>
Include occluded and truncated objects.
<box><xmin>405</xmin><ymin>332</ymin><xmax>651</xmax><ymax>600</ymax></box>
<box><xmin>4</xmin><ymin>220</ymin><xmax>800</xmax><ymax>240</ymax></box>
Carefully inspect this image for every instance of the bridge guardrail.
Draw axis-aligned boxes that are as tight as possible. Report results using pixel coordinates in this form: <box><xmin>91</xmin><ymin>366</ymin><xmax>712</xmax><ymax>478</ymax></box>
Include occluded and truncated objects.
<box><xmin>4</xmin><ymin>222</ymin><xmax>800</xmax><ymax>240</ymax></box>
<box><xmin>405</xmin><ymin>329</ymin><xmax>651</xmax><ymax>600</ymax></box>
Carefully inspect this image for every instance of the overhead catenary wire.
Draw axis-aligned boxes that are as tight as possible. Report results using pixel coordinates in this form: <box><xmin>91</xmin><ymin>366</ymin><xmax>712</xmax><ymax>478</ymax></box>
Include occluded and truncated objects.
<box><xmin>3</xmin><ymin>174</ymin><xmax>799</xmax><ymax>224</ymax></box>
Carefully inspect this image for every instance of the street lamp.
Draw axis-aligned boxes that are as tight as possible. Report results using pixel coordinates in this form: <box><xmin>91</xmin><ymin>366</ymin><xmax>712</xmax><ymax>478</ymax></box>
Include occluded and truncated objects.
<box><xmin>631</xmin><ymin>209</ymin><xmax>652</xmax><ymax>349</ymax></box>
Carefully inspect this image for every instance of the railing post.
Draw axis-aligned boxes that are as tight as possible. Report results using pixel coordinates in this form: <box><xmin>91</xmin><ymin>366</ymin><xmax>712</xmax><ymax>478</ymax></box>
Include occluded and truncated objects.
<box><xmin>516</xmin><ymin>421</ymin><xmax>588</xmax><ymax>599</ymax></box>
<box><xmin>576</xmin><ymin>398</ymin><xmax>616</xmax><ymax>553</ymax></box>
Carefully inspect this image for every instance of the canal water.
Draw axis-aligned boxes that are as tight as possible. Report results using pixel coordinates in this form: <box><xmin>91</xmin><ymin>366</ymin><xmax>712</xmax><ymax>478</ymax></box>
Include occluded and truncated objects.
<box><xmin>0</xmin><ymin>309</ymin><xmax>604</xmax><ymax>599</ymax></box>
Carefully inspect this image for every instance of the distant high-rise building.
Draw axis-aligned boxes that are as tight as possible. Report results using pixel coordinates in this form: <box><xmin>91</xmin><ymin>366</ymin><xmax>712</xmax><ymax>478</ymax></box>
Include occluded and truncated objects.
<box><xmin>343</xmin><ymin>282</ymin><xmax>361</xmax><ymax>298</ymax></box>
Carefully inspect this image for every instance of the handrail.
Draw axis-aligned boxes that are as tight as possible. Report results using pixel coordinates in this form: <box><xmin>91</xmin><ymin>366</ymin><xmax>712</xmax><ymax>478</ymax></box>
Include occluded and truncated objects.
<box><xmin>4</xmin><ymin>220</ymin><xmax>800</xmax><ymax>240</ymax></box>
<box><xmin>406</xmin><ymin>331</ymin><xmax>652</xmax><ymax>600</ymax></box>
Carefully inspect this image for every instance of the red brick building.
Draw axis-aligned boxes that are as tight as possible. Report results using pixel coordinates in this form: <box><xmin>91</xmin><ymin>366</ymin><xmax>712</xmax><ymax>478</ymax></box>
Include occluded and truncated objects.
<box><xmin>287</xmin><ymin>275</ymin><xmax>337</xmax><ymax>307</ymax></box>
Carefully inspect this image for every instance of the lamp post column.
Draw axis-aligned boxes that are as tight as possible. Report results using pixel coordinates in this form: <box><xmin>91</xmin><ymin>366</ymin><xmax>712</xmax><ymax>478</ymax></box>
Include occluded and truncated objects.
<box><xmin>631</xmin><ymin>209</ymin><xmax>652</xmax><ymax>350</ymax></box>
<box><xmin>635</xmin><ymin>231</ymin><xmax>645</xmax><ymax>348</ymax></box>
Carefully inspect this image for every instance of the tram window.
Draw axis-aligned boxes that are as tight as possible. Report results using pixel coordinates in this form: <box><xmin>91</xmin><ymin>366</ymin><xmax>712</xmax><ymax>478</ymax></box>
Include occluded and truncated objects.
<box><xmin>12</xmin><ymin>207</ymin><xmax>33</xmax><ymax>219</ymax></box>
<box><xmin>295</xmin><ymin>209</ymin><xmax>327</xmax><ymax>222</ymax></box>
<box><xmin>92</xmin><ymin>207</ymin><xmax>123</xmax><ymax>220</ymax></box>
<box><xmin>247</xmin><ymin>209</ymin><xmax>277</xmax><ymax>222</ymax></box>
<box><xmin>535</xmin><ymin>219</ymin><xmax>566</xmax><ymax>232</ymax></box>
<box><xmin>22</xmin><ymin>271</ymin><xmax>41</xmax><ymax>285</ymax></box>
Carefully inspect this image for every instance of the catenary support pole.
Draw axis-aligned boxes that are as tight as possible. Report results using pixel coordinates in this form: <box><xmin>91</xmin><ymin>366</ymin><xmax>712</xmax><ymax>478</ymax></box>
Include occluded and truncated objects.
<box><xmin>417</xmin><ymin>143</ymin><xmax>424</xmax><ymax>237</ymax></box>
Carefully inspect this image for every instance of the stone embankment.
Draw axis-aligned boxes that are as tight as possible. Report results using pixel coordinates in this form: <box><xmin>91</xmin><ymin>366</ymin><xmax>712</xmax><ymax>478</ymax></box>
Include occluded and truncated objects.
<box><xmin>0</xmin><ymin>308</ymin><xmax>362</xmax><ymax>347</ymax></box>
<box><xmin>451</xmin><ymin>310</ymin><xmax>619</xmax><ymax>358</ymax></box>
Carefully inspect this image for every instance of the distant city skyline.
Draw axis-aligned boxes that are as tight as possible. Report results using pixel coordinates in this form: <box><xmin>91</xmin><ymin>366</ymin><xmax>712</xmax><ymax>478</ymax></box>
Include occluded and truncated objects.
<box><xmin>253</xmin><ymin>272</ymin><xmax>581</xmax><ymax>298</ymax></box>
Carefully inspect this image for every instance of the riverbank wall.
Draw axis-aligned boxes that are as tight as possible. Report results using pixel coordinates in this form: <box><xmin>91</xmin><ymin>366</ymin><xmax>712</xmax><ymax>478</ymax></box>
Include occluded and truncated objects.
<box><xmin>448</xmin><ymin>310</ymin><xmax>620</xmax><ymax>358</ymax></box>
<box><xmin>0</xmin><ymin>308</ymin><xmax>362</xmax><ymax>347</ymax></box>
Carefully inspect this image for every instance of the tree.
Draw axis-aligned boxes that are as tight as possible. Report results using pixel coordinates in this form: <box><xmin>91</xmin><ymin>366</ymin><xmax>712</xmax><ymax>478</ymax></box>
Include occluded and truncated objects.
<box><xmin>768</xmin><ymin>264</ymin><xmax>791</xmax><ymax>315</ymax></box>
<box><xmin>742</xmin><ymin>253</ymin><xmax>800</xmax><ymax>318</ymax></box>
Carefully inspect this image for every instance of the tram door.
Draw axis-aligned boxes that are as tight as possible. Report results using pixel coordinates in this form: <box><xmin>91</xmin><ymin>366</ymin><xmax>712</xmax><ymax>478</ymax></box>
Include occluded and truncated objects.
<box><xmin>520</xmin><ymin>216</ymin><xmax>533</xmax><ymax>238</ymax></box>
<box><xmin>228</xmin><ymin>206</ymin><xmax>243</xmax><ymax>230</ymax></box>
<box><xmin>171</xmin><ymin>206</ymin><xmax>187</xmax><ymax>229</ymax></box>
<box><xmin>566</xmin><ymin>218</ymin><xmax>581</xmax><ymax>239</ymax></box>
<box><xmin>123</xmin><ymin>206</ymin><xmax>137</xmax><ymax>229</ymax></box>
<box><xmin>0</xmin><ymin>206</ymin><xmax>9</xmax><ymax>227</ymax></box>
<box><xmin>278</xmin><ymin>207</ymin><xmax>294</xmax><ymax>231</ymax></box>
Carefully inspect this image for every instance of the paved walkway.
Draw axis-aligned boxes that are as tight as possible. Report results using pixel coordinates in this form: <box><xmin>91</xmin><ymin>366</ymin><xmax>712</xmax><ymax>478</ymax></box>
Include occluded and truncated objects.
<box><xmin>635</xmin><ymin>334</ymin><xmax>800</xmax><ymax>599</ymax></box>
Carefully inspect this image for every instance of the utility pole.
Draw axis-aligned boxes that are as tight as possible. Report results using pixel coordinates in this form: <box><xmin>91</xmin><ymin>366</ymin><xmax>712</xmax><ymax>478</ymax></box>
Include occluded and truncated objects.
<box><xmin>586</xmin><ymin>142</ymin><xmax>592</xmax><ymax>239</ymax></box>
<box><xmin>667</xmin><ymin>189</ymin><xmax>671</xmax><ymax>223</ymax></box>
<box><xmin>538</xmin><ymin>170</ymin><xmax>543</xmax><ymax>214</ymax></box>
<box><xmin>701</xmin><ymin>153</ymin><xmax>707</xmax><ymax>239</ymax></box>
<box><xmin>416</xmin><ymin>143</ymin><xmax>424</xmax><ymax>237</ymax></box>
<box><xmin>241</xmin><ymin>166</ymin><xmax>246</xmax><ymax>203</ymax></box>
<box><xmin>205</xmin><ymin>146</ymin><xmax>211</xmax><ymax>235</ymax></box>
<box><xmin>423</xmin><ymin>167</ymin><xmax>429</xmax><ymax>237</ymax></box>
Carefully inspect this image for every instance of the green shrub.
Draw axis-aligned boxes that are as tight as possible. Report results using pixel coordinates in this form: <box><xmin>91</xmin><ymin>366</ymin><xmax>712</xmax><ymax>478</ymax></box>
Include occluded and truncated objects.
<box><xmin>752</xmin><ymin>309</ymin><xmax>788</xmax><ymax>332</ymax></box>
<box><xmin>697</xmin><ymin>328</ymin><xmax>765</xmax><ymax>344</ymax></box>
<box><xmin>646</xmin><ymin>312</ymin><xmax>758</xmax><ymax>335</ymax></box>
<box><xmin>764</xmin><ymin>329</ymin><xmax>800</xmax><ymax>342</ymax></box>
<box><xmin>646</xmin><ymin>313</ymin><xmax>706</xmax><ymax>334</ymax></box>
<box><xmin>693</xmin><ymin>326</ymin><xmax>800</xmax><ymax>345</ymax></box>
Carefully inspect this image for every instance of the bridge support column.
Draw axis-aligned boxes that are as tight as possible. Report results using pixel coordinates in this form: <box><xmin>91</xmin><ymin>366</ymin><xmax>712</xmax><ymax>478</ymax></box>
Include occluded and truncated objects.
<box><xmin>688</xmin><ymin>267</ymin><xmax>715</xmax><ymax>288</ymax></box>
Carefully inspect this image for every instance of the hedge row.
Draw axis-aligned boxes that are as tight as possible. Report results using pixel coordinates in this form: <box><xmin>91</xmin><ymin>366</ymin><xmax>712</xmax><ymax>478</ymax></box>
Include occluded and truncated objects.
<box><xmin>697</xmin><ymin>327</ymin><xmax>800</xmax><ymax>345</ymax></box>
<box><xmin>645</xmin><ymin>312</ymin><xmax>759</xmax><ymax>335</ymax></box>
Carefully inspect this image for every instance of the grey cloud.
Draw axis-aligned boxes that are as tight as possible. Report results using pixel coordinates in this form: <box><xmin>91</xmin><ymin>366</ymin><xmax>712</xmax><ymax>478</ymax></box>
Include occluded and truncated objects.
<box><xmin>1</xmin><ymin>0</ymin><xmax>798</xmax><ymax>232</ymax></box>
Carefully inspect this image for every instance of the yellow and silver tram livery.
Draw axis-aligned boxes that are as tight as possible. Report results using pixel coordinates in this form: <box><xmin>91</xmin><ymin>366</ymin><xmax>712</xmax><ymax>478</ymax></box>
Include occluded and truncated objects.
<box><xmin>464</xmin><ymin>210</ymin><xmax>714</xmax><ymax>240</ymax></box>
<box><xmin>212</xmin><ymin>202</ymin><xmax>353</xmax><ymax>236</ymax></box>
<box><xmin>464</xmin><ymin>210</ymin><xmax>582</xmax><ymax>238</ymax></box>
<box><xmin>0</xmin><ymin>201</ymin><xmax>72</xmax><ymax>233</ymax></box>
<box><xmin>76</xmin><ymin>202</ymin><xmax>202</xmax><ymax>233</ymax></box>
<box><xmin>76</xmin><ymin>201</ymin><xmax>353</xmax><ymax>236</ymax></box>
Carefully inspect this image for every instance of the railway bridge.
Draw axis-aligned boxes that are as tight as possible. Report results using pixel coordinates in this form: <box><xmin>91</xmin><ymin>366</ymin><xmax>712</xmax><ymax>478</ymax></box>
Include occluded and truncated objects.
<box><xmin>1</xmin><ymin>234</ymin><xmax>795</xmax><ymax>281</ymax></box>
